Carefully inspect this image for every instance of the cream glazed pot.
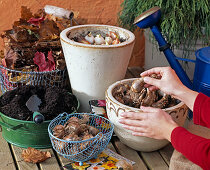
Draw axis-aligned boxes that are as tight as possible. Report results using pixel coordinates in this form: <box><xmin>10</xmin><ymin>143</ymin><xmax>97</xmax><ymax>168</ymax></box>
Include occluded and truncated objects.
<box><xmin>106</xmin><ymin>78</ymin><xmax>188</xmax><ymax>152</ymax></box>
<box><xmin>60</xmin><ymin>25</ymin><xmax>135</xmax><ymax>112</ymax></box>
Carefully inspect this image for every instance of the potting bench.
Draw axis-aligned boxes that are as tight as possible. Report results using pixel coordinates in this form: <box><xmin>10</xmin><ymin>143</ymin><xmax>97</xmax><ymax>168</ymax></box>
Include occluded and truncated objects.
<box><xmin>0</xmin><ymin>67</ymin><xmax>174</xmax><ymax>170</ymax></box>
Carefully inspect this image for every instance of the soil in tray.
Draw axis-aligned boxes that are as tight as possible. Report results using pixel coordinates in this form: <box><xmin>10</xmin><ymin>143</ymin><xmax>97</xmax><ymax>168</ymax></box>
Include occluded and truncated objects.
<box><xmin>0</xmin><ymin>85</ymin><xmax>78</xmax><ymax>121</ymax></box>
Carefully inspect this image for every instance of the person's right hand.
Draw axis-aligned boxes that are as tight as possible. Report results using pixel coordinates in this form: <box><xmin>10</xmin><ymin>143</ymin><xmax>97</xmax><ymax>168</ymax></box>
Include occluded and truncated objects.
<box><xmin>140</xmin><ymin>67</ymin><xmax>186</xmax><ymax>99</ymax></box>
<box><xmin>141</xmin><ymin>67</ymin><xmax>199</xmax><ymax>111</ymax></box>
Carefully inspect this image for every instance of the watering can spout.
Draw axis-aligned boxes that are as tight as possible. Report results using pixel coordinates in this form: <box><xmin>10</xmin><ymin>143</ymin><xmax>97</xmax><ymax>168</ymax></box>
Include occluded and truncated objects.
<box><xmin>134</xmin><ymin>6</ymin><xmax>193</xmax><ymax>89</ymax></box>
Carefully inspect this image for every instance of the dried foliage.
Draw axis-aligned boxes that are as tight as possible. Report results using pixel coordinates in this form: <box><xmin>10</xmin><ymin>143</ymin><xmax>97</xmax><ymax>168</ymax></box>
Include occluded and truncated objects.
<box><xmin>1</xmin><ymin>6</ymin><xmax>73</xmax><ymax>71</ymax></box>
<box><xmin>21</xmin><ymin>147</ymin><xmax>51</xmax><ymax>163</ymax></box>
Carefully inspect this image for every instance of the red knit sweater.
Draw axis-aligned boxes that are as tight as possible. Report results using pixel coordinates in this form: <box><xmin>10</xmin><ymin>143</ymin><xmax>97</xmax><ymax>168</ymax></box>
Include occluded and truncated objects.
<box><xmin>171</xmin><ymin>93</ymin><xmax>210</xmax><ymax>169</ymax></box>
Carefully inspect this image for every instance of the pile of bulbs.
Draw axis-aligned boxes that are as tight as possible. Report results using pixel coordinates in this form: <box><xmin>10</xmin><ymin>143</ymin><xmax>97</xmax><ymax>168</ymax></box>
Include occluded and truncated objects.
<box><xmin>53</xmin><ymin>115</ymin><xmax>99</xmax><ymax>142</ymax></box>
<box><xmin>52</xmin><ymin>114</ymin><xmax>101</xmax><ymax>152</ymax></box>
<box><xmin>113</xmin><ymin>75</ymin><xmax>178</xmax><ymax>109</ymax></box>
<box><xmin>76</xmin><ymin>31</ymin><xmax>122</xmax><ymax>45</ymax></box>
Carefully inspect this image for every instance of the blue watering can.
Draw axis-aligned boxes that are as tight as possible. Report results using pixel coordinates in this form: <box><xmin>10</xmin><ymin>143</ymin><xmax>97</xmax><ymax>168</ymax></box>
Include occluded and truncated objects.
<box><xmin>134</xmin><ymin>6</ymin><xmax>210</xmax><ymax>97</ymax></box>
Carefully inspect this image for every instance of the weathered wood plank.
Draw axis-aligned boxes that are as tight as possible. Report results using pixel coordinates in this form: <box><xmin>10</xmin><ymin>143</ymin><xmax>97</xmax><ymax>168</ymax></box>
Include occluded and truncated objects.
<box><xmin>39</xmin><ymin>148</ymin><xmax>61</xmax><ymax>170</ymax></box>
<box><xmin>57</xmin><ymin>153</ymin><xmax>71</xmax><ymax>168</ymax></box>
<box><xmin>113</xmin><ymin>138</ymin><xmax>147</xmax><ymax>170</ymax></box>
<box><xmin>159</xmin><ymin>144</ymin><xmax>174</xmax><ymax>166</ymax></box>
<box><xmin>141</xmin><ymin>151</ymin><xmax>168</xmax><ymax>170</ymax></box>
<box><xmin>107</xmin><ymin>142</ymin><xmax>117</xmax><ymax>152</ymax></box>
<box><xmin>11</xmin><ymin>145</ymin><xmax>39</xmax><ymax>170</ymax></box>
<box><xmin>0</xmin><ymin>132</ymin><xmax>16</xmax><ymax>170</ymax></box>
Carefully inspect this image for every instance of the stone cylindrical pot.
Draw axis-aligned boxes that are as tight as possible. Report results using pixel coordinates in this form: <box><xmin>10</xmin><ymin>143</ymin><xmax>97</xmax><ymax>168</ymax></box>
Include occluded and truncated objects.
<box><xmin>106</xmin><ymin>78</ymin><xmax>188</xmax><ymax>152</ymax></box>
<box><xmin>60</xmin><ymin>24</ymin><xmax>135</xmax><ymax>112</ymax></box>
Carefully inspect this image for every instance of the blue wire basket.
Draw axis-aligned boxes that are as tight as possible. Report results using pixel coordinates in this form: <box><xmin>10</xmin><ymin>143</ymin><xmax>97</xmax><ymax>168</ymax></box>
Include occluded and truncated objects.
<box><xmin>0</xmin><ymin>65</ymin><xmax>69</xmax><ymax>94</ymax></box>
<box><xmin>48</xmin><ymin>113</ymin><xmax>114</xmax><ymax>165</ymax></box>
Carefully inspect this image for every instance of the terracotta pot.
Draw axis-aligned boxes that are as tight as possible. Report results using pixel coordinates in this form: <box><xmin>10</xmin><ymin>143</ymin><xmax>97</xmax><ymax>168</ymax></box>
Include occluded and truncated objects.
<box><xmin>60</xmin><ymin>24</ymin><xmax>135</xmax><ymax>112</ymax></box>
<box><xmin>105</xmin><ymin>78</ymin><xmax>188</xmax><ymax>152</ymax></box>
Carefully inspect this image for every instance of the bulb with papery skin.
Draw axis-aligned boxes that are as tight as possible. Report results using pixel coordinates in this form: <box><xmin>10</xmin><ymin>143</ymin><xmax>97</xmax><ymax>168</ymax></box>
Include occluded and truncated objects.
<box><xmin>112</xmin><ymin>38</ymin><xmax>120</xmax><ymax>45</ymax></box>
<box><xmin>110</xmin><ymin>31</ymin><xmax>118</xmax><ymax>40</ymax></box>
<box><xmin>85</xmin><ymin>32</ymin><xmax>95</xmax><ymax>44</ymax></box>
<box><xmin>80</xmin><ymin>39</ymin><xmax>91</xmax><ymax>44</ymax></box>
<box><xmin>105</xmin><ymin>36</ymin><xmax>112</xmax><ymax>45</ymax></box>
<box><xmin>94</xmin><ymin>34</ymin><xmax>105</xmax><ymax>45</ymax></box>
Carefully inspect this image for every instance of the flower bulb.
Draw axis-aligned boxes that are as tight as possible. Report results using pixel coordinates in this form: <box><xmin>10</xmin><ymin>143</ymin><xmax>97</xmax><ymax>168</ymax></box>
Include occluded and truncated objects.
<box><xmin>85</xmin><ymin>32</ymin><xmax>95</xmax><ymax>44</ymax></box>
<box><xmin>105</xmin><ymin>36</ymin><xmax>112</xmax><ymax>45</ymax></box>
<box><xmin>94</xmin><ymin>34</ymin><xmax>105</xmax><ymax>45</ymax></box>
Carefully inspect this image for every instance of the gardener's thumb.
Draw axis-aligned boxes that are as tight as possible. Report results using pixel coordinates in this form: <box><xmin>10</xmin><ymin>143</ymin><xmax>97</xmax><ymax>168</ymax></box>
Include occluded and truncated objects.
<box><xmin>143</xmin><ymin>77</ymin><xmax>161</xmax><ymax>88</ymax></box>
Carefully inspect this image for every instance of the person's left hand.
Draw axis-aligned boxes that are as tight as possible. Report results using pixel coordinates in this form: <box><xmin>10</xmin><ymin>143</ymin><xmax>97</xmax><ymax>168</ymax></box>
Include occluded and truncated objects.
<box><xmin>118</xmin><ymin>106</ymin><xmax>179</xmax><ymax>141</ymax></box>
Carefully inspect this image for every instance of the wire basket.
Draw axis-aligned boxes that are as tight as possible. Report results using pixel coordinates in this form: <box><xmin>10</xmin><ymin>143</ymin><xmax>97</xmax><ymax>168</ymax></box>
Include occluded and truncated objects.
<box><xmin>0</xmin><ymin>65</ymin><xmax>69</xmax><ymax>94</ymax></box>
<box><xmin>48</xmin><ymin>113</ymin><xmax>114</xmax><ymax>165</ymax></box>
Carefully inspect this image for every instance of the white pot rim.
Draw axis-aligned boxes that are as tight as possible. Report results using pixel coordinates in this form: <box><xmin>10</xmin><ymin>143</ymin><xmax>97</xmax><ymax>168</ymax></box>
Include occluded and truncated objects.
<box><xmin>106</xmin><ymin>78</ymin><xmax>185</xmax><ymax>111</ymax></box>
<box><xmin>60</xmin><ymin>24</ymin><xmax>135</xmax><ymax>49</ymax></box>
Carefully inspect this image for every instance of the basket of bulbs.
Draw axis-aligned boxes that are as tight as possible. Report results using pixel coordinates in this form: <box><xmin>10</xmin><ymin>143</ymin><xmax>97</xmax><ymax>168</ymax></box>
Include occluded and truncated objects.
<box><xmin>48</xmin><ymin>112</ymin><xmax>114</xmax><ymax>165</ymax></box>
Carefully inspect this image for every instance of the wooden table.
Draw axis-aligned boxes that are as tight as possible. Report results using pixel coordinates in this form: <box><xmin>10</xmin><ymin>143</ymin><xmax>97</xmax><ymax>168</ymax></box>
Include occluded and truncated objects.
<box><xmin>0</xmin><ymin>67</ymin><xmax>174</xmax><ymax>170</ymax></box>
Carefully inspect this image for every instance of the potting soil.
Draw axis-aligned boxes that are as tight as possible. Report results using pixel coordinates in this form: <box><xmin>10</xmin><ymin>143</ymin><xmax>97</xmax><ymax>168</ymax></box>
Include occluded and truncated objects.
<box><xmin>0</xmin><ymin>85</ymin><xmax>78</xmax><ymax>121</ymax></box>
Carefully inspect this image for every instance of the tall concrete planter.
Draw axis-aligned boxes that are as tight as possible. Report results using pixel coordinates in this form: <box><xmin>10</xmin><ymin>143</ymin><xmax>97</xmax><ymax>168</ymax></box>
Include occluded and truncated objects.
<box><xmin>60</xmin><ymin>24</ymin><xmax>135</xmax><ymax>112</ymax></box>
<box><xmin>144</xmin><ymin>29</ymin><xmax>205</xmax><ymax>80</ymax></box>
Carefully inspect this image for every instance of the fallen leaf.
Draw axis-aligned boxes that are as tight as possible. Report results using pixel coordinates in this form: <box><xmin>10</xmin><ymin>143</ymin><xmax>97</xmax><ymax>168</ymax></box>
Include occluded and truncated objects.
<box><xmin>22</xmin><ymin>147</ymin><xmax>51</xmax><ymax>163</ymax></box>
<box><xmin>9</xmin><ymin>28</ymin><xmax>32</xmax><ymax>43</ymax></box>
<box><xmin>47</xmin><ymin>51</ymin><xmax>55</xmax><ymax>71</ymax></box>
<box><xmin>33</xmin><ymin>9</ymin><xmax>45</xmax><ymax>18</ymax></box>
<box><xmin>33</xmin><ymin>51</ymin><xmax>55</xmax><ymax>72</ymax></box>
<box><xmin>2</xmin><ymin>6</ymin><xmax>71</xmax><ymax>71</ymax></box>
<box><xmin>56</xmin><ymin>59</ymin><xmax>66</xmax><ymax>70</ymax></box>
<box><xmin>4</xmin><ymin>47</ymin><xmax>18</xmax><ymax>69</ymax></box>
<box><xmin>28</xmin><ymin>16</ymin><xmax>45</xmax><ymax>26</ymax></box>
<box><xmin>21</xmin><ymin>6</ymin><xmax>33</xmax><ymax>21</ymax></box>
<box><xmin>39</xmin><ymin>19</ymin><xmax>60</xmax><ymax>40</ymax></box>
<box><xmin>33</xmin><ymin>52</ymin><xmax>48</xmax><ymax>71</ymax></box>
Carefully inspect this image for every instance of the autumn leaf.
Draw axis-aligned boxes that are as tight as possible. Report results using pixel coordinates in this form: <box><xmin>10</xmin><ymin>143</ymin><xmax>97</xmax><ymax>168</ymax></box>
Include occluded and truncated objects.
<box><xmin>21</xmin><ymin>6</ymin><xmax>33</xmax><ymax>21</ymax></box>
<box><xmin>39</xmin><ymin>19</ymin><xmax>59</xmax><ymax>40</ymax></box>
<box><xmin>47</xmin><ymin>51</ymin><xmax>55</xmax><ymax>71</ymax></box>
<box><xmin>21</xmin><ymin>147</ymin><xmax>51</xmax><ymax>163</ymax></box>
<box><xmin>28</xmin><ymin>16</ymin><xmax>45</xmax><ymax>26</ymax></box>
<box><xmin>4</xmin><ymin>48</ymin><xmax>18</xmax><ymax>69</ymax></box>
<box><xmin>33</xmin><ymin>51</ymin><xmax>55</xmax><ymax>72</ymax></box>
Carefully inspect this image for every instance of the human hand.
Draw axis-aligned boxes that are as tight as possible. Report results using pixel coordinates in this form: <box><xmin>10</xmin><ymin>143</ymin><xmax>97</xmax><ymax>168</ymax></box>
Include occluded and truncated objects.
<box><xmin>140</xmin><ymin>67</ymin><xmax>186</xmax><ymax>99</ymax></box>
<box><xmin>118</xmin><ymin>106</ymin><xmax>178</xmax><ymax>141</ymax></box>
<box><xmin>141</xmin><ymin>67</ymin><xmax>199</xmax><ymax>110</ymax></box>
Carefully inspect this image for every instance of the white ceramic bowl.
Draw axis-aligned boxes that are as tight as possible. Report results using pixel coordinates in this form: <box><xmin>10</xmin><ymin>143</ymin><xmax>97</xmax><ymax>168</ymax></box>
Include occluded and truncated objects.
<box><xmin>105</xmin><ymin>78</ymin><xmax>188</xmax><ymax>152</ymax></box>
<box><xmin>60</xmin><ymin>24</ymin><xmax>135</xmax><ymax>112</ymax></box>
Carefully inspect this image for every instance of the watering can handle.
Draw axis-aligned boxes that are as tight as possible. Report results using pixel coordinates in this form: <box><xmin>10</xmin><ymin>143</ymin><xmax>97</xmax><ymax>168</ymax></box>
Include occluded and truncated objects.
<box><xmin>150</xmin><ymin>25</ymin><xmax>193</xmax><ymax>89</ymax></box>
<box><xmin>174</xmin><ymin>57</ymin><xmax>196</xmax><ymax>63</ymax></box>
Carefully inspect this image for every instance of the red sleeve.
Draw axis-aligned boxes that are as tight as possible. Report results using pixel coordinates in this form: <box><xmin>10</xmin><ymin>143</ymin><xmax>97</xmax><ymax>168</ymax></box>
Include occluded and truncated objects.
<box><xmin>193</xmin><ymin>93</ymin><xmax>210</xmax><ymax>128</ymax></box>
<box><xmin>171</xmin><ymin>127</ymin><xmax>210</xmax><ymax>169</ymax></box>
